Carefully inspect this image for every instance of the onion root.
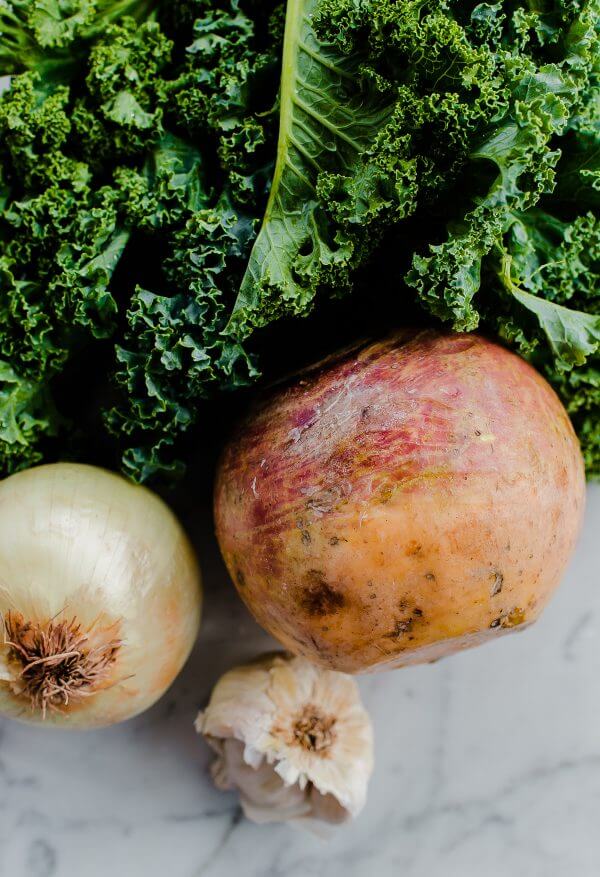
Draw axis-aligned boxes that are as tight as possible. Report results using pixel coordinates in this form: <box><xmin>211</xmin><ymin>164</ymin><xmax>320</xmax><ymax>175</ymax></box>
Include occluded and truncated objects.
<box><xmin>2</xmin><ymin>611</ymin><xmax>122</xmax><ymax>718</ymax></box>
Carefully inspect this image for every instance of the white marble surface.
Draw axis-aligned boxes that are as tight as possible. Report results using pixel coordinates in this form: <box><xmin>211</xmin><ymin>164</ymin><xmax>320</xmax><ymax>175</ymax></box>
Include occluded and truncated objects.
<box><xmin>0</xmin><ymin>485</ymin><xmax>597</xmax><ymax>877</ymax></box>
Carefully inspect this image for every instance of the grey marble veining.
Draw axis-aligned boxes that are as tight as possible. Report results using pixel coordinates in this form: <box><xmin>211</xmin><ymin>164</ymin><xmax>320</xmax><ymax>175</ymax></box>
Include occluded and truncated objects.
<box><xmin>0</xmin><ymin>486</ymin><xmax>598</xmax><ymax>877</ymax></box>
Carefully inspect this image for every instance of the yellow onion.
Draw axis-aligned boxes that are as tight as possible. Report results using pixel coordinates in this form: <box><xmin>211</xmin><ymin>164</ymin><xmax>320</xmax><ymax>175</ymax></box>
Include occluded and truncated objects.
<box><xmin>0</xmin><ymin>463</ymin><xmax>201</xmax><ymax>728</ymax></box>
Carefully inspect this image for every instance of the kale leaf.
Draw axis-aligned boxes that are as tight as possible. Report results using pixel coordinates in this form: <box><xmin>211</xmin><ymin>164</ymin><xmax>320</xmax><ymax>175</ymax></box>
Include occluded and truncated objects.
<box><xmin>0</xmin><ymin>1</ymin><xmax>280</xmax><ymax>479</ymax></box>
<box><xmin>226</xmin><ymin>0</ymin><xmax>600</xmax><ymax>475</ymax></box>
<box><xmin>0</xmin><ymin>0</ymin><xmax>598</xmax><ymax>479</ymax></box>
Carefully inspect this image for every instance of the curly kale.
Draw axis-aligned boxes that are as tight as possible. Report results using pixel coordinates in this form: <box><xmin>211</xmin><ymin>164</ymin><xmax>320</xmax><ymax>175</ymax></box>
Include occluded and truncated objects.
<box><xmin>0</xmin><ymin>0</ymin><xmax>598</xmax><ymax>480</ymax></box>
<box><xmin>0</xmin><ymin>0</ymin><xmax>157</xmax><ymax>76</ymax></box>
<box><xmin>103</xmin><ymin>1</ymin><xmax>281</xmax><ymax>478</ymax></box>
<box><xmin>222</xmin><ymin>0</ymin><xmax>600</xmax><ymax>475</ymax></box>
<box><xmin>0</xmin><ymin>1</ymin><xmax>281</xmax><ymax>479</ymax></box>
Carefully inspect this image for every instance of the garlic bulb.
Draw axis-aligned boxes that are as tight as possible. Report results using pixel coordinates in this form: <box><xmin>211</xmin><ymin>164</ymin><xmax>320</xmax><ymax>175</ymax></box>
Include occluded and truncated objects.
<box><xmin>196</xmin><ymin>653</ymin><xmax>374</xmax><ymax>830</ymax></box>
<box><xmin>0</xmin><ymin>463</ymin><xmax>202</xmax><ymax>728</ymax></box>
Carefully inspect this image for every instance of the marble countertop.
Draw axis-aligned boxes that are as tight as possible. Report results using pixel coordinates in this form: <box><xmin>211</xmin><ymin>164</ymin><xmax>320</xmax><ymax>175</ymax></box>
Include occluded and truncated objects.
<box><xmin>0</xmin><ymin>485</ymin><xmax>598</xmax><ymax>877</ymax></box>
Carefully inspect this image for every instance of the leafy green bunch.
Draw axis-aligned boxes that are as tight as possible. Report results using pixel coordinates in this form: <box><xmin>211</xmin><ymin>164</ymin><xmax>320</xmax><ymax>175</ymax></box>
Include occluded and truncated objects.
<box><xmin>221</xmin><ymin>0</ymin><xmax>600</xmax><ymax>473</ymax></box>
<box><xmin>0</xmin><ymin>0</ymin><xmax>281</xmax><ymax>479</ymax></box>
<box><xmin>0</xmin><ymin>0</ymin><xmax>598</xmax><ymax>480</ymax></box>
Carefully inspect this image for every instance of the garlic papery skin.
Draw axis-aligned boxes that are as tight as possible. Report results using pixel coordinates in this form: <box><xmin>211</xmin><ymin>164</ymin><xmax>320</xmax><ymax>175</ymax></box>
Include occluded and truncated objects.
<box><xmin>196</xmin><ymin>653</ymin><xmax>374</xmax><ymax>831</ymax></box>
<box><xmin>0</xmin><ymin>463</ymin><xmax>202</xmax><ymax>728</ymax></box>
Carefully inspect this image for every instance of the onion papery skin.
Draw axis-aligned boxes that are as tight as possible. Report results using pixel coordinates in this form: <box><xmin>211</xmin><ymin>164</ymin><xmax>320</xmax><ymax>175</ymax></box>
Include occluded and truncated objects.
<box><xmin>0</xmin><ymin>464</ymin><xmax>202</xmax><ymax>728</ymax></box>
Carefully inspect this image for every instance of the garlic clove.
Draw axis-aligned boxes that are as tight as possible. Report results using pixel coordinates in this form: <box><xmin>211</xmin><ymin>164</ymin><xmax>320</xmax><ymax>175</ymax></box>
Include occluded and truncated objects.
<box><xmin>196</xmin><ymin>653</ymin><xmax>374</xmax><ymax>832</ymax></box>
<box><xmin>212</xmin><ymin>738</ymin><xmax>315</xmax><ymax>823</ymax></box>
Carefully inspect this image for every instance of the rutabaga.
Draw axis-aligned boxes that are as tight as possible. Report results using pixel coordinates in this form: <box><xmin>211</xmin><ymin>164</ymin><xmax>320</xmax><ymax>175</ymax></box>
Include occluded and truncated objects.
<box><xmin>214</xmin><ymin>331</ymin><xmax>585</xmax><ymax>673</ymax></box>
